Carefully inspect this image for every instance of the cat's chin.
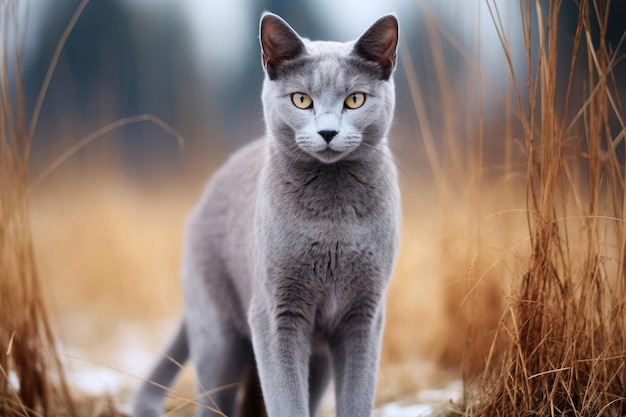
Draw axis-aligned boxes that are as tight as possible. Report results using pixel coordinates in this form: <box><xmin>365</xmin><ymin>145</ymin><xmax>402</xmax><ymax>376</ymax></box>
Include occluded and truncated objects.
<box><xmin>295</xmin><ymin>142</ymin><xmax>360</xmax><ymax>164</ymax></box>
<box><xmin>308</xmin><ymin>148</ymin><xmax>353</xmax><ymax>164</ymax></box>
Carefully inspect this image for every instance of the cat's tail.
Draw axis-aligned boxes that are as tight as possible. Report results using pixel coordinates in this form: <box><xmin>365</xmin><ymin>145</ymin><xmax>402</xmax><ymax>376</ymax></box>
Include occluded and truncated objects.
<box><xmin>133</xmin><ymin>319</ymin><xmax>189</xmax><ymax>417</ymax></box>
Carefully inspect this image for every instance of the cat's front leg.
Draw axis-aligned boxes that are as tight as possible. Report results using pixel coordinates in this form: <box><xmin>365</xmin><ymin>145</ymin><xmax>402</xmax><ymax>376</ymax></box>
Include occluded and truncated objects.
<box><xmin>249</xmin><ymin>293</ymin><xmax>313</xmax><ymax>417</ymax></box>
<box><xmin>330</xmin><ymin>304</ymin><xmax>384</xmax><ymax>417</ymax></box>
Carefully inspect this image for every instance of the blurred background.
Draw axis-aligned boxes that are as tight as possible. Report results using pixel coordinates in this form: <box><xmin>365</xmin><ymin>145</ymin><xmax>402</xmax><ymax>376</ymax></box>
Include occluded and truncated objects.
<box><xmin>24</xmin><ymin>0</ymin><xmax>532</xmax><ymax>173</ymax></box>
<box><xmin>18</xmin><ymin>0</ymin><xmax>625</xmax><ymax>411</ymax></box>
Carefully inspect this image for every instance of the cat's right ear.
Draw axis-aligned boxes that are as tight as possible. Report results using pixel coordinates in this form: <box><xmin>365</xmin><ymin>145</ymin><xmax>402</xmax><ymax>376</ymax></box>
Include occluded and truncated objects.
<box><xmin>259</xmin><ymin>13</ymin><xmax>305</xmax><ymax>80</ymax></box>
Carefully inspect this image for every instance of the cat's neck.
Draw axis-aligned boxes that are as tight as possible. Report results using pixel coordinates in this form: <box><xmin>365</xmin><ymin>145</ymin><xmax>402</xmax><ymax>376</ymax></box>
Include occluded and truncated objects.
<box><xmin>263</xmin><ymin>140</ymin><xmax>393</xmax><ymax>220</ymax></box>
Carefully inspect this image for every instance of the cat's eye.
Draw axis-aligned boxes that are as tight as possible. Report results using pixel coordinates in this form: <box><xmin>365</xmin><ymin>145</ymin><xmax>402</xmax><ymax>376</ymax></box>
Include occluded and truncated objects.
<box><xmin>344</xmin><ymin>93</ymin><xmax>366</xmax><ymax>109</ymax></box>
<box><xmin>292</xmin><ymin>93</ymin><xmax>313</xmax><ymax>109</ymax></box>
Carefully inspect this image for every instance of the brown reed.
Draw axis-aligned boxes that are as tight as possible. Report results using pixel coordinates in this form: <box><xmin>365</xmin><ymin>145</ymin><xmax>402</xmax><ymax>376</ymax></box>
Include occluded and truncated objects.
<box><xmin>0</xmin><ymin>1</ymin><xmax>75</xmax><ymax>415</ymax></box>
<box><xmin>461</xmin><ymin>0</ymin><xmax>626</xmax><ymax>415</ymax></box>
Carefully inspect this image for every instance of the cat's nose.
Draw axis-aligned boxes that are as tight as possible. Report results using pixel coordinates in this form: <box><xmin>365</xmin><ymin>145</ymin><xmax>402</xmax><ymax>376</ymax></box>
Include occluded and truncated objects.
<box><xmin>318</xmin><ymin>130</ymin><xmax>338</xmax><ymax>143</ymax></box>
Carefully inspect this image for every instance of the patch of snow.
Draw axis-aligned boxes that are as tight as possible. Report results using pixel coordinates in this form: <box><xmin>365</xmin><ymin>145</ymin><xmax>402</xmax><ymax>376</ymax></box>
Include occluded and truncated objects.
<box><xmin>419</xmin><ymin>379</ymin><xmax>463</xmax><ymax>404</ymax></box>
<box><xmin>379</xmin><ymin>402</ymin><xmax>434</xmax><ymax>417</ymax></box>
<box><xmin>9</xmin><ymin>370</ymin><xmax>20</xmax><ymax>391</ymax></box>
<box><xmin>376</xmin><ymin>380</ymin><xmax>463</xmax><ymax>416</ymax></box>
<box><xmin>69</xmin><ymin>367</ymin><xmax>126</xmax><ymax>394</ymax></box>
<box><xmin>116</xmin><ymin>401</ymin><xmax>134</xmax><ymax>416</ymax></box>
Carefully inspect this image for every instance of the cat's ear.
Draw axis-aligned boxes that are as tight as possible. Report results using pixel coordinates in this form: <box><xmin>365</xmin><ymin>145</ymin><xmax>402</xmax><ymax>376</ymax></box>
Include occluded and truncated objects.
<box><xmin>353</xmin><ymin>15</ymin><xmax>399</xmax><ymax>80</ymax></box>
<box><xmin>259</xmin><ymin>13</ymin><xmax>305</xmax><ymax>80</ymax></box>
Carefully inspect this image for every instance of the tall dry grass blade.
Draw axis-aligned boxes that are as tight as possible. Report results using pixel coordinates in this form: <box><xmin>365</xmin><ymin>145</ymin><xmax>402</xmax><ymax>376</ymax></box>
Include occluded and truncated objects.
<box><xmin>418</xmin><ymin>1</ymin><xmax>465</xmax><ymax>180</ymax></box>
<box><xmin>29</xmin><ymin>113</ymin><xmax>184</xmax><ymax>190</ymax></box>
<box><xmin>27</xmin><ymin>0</ymin><xmax>90</xmax><ymax>144</ymax></box>
<box><xmin>399</xmin><ymin>41</ymin><xmax>443</xmax><ymax>189</ymax></box>
<box><xmin>408</xmin><ymin>0</ymin><xmax>514</xmax><ymax>377</ymax></box>
<box><xmin>1</xmin><ymin>1</ymin><xmax>75</xmax><ymax>416</ymax></box>
<box><xmin>466</xmin><ymin>0</ymin><xmax>626</xmax><ymax>415</ymax></box>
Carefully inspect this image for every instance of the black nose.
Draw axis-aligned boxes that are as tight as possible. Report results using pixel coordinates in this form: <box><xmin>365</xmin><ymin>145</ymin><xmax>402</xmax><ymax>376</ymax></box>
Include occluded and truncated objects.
<box><xmin>318</xmin><ymin>130</ymin><xmax>338</xmax><ymax>143</ymax></box>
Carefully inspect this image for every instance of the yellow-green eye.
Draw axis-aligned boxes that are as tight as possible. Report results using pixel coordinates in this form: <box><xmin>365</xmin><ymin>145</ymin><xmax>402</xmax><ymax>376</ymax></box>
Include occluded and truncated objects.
<box><xmin>345</xmin><ymin>93</ymin><xmax>366</xmax><ymax>109</ymax></box>
<box><xmin>292</xmin><ymin>93</ymin><xmax>313</xmax><ymax>109</ymax></box>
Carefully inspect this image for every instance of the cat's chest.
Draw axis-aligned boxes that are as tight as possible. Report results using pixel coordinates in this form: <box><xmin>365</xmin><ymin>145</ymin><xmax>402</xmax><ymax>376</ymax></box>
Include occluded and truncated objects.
<box><xmin>307</xmin><ymin>238</ymin><xmax>380</xmax><ymax>282</ymax></box>
<box><xmin>258</xmin><ymin>172</ymin><xmax>399</xmax><ymax>280</ymax></box>
<box><xmin>283</xmin><ymin>179</ymin><xmax>379</xmax><ymax>221</ymax></box>
<box><xmin>306</xmin><ymin>239</ymin><xmax>384</xmax><ymax>326</ymax></box>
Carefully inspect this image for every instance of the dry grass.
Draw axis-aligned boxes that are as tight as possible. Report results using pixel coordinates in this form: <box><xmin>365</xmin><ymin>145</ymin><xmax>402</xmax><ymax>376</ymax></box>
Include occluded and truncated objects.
<box><xmin>441</xmin><ymin>0</ymin><xmax>626</xmax><ymax>415</ymax></box>
<box><xmin>1</xmin><ymin>1</ymin><xmax>184</xmax><ymax>415</ymax></box>
<box><xmin>0</xmin><ymin>1</ymin><xmax>75</xmax><ymax>415</ymax></box>
<box><xmin>398</xmin><ymin>0</ymin><xmax>533</xmax><ymax>378</ymax></box>
<box><xmin>392</xmin><ymin>0</ymin><xmax>626</xmax><ymax>414</ymax></box>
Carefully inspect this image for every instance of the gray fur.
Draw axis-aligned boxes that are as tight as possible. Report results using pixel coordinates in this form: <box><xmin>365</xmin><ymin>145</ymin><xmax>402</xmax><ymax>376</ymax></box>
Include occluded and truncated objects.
<box><xmin>133</xmin><ymin>12</ymin><xmax>400</xmax><ymax>417</ymax></box>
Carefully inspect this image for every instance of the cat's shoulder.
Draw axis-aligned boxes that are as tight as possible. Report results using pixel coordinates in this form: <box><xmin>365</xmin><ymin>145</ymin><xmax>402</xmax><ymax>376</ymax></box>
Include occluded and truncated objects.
<box><xmin>201</xmin><ymin>137</ymin><xmax>266</xmax><ymax>196</ymax></box>
<box><xmin>208</xmin><ymin>138</ymin><xmax>267</xmax><ymax>183</ymax></box>
<box><xmin>190</xmin><ymin>138</ymin><xmax>266</xmax><ymax>226</ymax></box>
<box><xmin>224</xmin><ymin>138</ymin><xmax>266</xmax><ymax>169</ymax></box>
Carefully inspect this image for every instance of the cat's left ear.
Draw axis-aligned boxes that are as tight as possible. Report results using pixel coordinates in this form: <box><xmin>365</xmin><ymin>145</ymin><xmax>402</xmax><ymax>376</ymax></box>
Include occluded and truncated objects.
<box><xmin>353</xmin><ymin>15</ymin><xmax>399</xmax><ymax>80</ymax></box>
<box><xmin>260</xmin><ymin>13</ymin><xmax>306</xmax><ymax>80</ymax></box>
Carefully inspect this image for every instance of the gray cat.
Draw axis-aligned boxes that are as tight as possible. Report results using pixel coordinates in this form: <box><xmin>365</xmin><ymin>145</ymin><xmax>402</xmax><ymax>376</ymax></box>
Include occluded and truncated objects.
<box><xmin>133</xmin><ymin>12</ymin><xmax>400</xmax><ymax>417</ymax></box>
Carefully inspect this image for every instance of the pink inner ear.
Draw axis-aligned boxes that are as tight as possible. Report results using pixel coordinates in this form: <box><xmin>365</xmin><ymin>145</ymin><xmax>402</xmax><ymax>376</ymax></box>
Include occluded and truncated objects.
<box><xmin>377</xmin><ymin>29</ymin><xmax>398</xmax><ymax>65</ymax></box>
<box><xmin>353</xmin><ymin>15</ymin><xmax>398</xmax><ymax>78</ymax></box>
<box><xmin>260</xmin><ymin>15</ymin><xmax>303</xmax><ymax>68</ymax></box>
<box><xmin>260</xmin><ymin>18</ymin><xmax>281</xmax><ymax>61</ymax></box>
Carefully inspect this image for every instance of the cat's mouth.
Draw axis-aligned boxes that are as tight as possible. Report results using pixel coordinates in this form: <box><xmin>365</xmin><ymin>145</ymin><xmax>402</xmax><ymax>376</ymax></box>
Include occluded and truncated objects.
<box><xmin>295</xmin><ymin>137</ymin><xmax>360</xmax><ymax>163</ymax></box>
<box><xmin>310</xmin><ymin>146</ymin><xmax>358</xmax><ymax>164</ymax></box>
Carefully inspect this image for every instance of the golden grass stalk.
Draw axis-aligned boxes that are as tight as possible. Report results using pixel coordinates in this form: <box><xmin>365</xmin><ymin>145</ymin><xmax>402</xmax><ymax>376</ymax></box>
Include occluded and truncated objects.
<box><xmin>0</xmin><ymin>2</ymin><xmax>75</xmax><ymax>415</ymax></box>
<box><xmin>403</xmin><ymin>1</ymin><xmax>517</xmax><ymax>377</ymax></box>
<box><xmin>1</xmin><ymin>0</ymin><xmax>183</xmax><ymax>414</ymax></box>
<box><xmin>464</xmin><ymin>0</ymin><xmax>626</xmax><ymax>415</ymax></box>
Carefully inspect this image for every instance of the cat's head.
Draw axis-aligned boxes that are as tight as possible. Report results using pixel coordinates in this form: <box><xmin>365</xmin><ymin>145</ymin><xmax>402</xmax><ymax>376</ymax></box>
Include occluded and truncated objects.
<box><xmin>259</xmin><ymin>13</ymin><xmax>398</xmax><ymax>164</ymax></box>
